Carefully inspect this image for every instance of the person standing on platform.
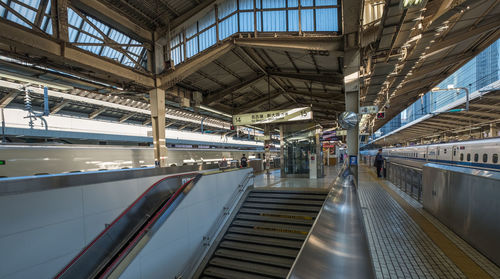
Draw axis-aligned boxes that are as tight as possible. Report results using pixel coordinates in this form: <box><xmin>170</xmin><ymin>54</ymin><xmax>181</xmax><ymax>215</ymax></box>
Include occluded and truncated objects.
<box><xmin>374</xmin><ymin>149</ymin><xmax>384</xmax><ymax>178</ymax></box>
<box><xmin>241</xmin><ymin>154</ymin><xmax>248</xmax><ymax>168</ymax></box>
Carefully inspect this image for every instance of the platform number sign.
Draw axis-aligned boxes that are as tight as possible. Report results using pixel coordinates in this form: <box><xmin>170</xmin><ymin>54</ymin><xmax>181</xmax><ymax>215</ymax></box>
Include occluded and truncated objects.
<box><xmin>377</xmin><ymin>112</ymin><xmax>385</xmax><ymax>119</ymax></box>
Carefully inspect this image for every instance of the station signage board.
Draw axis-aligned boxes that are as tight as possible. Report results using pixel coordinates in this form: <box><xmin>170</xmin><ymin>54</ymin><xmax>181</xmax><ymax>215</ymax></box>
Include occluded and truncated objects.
<box><xmin>255</xmin><ymin>135</ymin><xmax>271</xmax><ymax>141</ymax></box>
<box><xmin>360</xmin><ymin>105</ymin><xmax>378</xmax><ymax>114</ymax></box>
<box><xmin>335</xmin><ymin>130</ymin><xmax>347</xmax><ymax>136</ymax></box>
<box><xmin>233</xmin><ymin>107</ymin><xmax>312</xmax><ymax>126</ymax></box>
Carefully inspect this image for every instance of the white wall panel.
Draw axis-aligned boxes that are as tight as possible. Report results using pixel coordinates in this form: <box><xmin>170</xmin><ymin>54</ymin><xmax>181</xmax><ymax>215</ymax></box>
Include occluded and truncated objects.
<box><xmin>2</xmin><ymin>249</ymin><xmax>79</xmax><ymax>279</ymax></box>
<box><xmin>0</xmin><ymin>174</ymin><xmax>169</xmax><ymax>279</ymax></box>
<box><xmin>0</xmin><ymin>218</ymin><xmax>84</xmax><ymax>278</ymax></box>
<box><xmin>120</xmin><ymin>168</ymin><xmax>252</xmax><ymax>279</ymax></box>
<box><xmin>0</xmin><ymin>187</ymin><xmax>83</xmax><ymax>238</ymax></box>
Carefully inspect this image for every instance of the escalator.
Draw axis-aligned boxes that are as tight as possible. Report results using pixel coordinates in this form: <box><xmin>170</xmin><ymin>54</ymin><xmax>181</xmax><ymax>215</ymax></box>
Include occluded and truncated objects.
<box><xmin>55</xmin><ymin>172</ymin><xmax>200</xmax><ymax>279</ymax></box>
<box><xmin>194</xmin><ymin>188</ymin><xmax>329</xmax><ymax>279</ymax></box>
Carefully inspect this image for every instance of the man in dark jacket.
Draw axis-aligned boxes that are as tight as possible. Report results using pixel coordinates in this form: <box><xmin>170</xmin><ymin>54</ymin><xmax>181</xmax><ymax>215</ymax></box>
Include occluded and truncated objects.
<box><xmin>374</xmin><ymin>149</ymin><xmax>384</xmax><ymax>178</ymax></box>
<box><xmin>241</xmin><ymin>154</ymin><xmax>248</xmax><ymax>168</ymax></box>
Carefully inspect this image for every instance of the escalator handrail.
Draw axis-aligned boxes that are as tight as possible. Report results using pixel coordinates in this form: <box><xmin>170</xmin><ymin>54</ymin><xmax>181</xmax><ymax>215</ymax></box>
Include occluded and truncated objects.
<box><xmin>98</xmin><ymin>174</ymin><xmax>201</xmax><ymax>278</ymax></box>
<box><xmin>54</xmin><ymin>172</ymin><xmax>199</xmax><ymax>279</ymax></box>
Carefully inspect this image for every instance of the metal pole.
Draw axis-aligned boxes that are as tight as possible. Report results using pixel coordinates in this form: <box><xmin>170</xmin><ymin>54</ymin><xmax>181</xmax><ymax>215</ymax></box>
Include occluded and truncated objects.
<box><xmin>463</xmin><ymin>87</ymin><xmax>469</xmax><ymax>111</ymax></box>
<box><xmin>1</xmin><ymin>108</ymin><xmax>5</xmax><ymax>144</ymax></box>
<box><xmin>43</xmin><ymin>87</ymin><xmax>49</xmax><ymax>116</ymax></box>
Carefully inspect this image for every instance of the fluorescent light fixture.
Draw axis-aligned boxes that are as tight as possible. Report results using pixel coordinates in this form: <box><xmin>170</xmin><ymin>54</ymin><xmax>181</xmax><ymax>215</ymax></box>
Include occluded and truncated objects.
<box><xmin>198</xmin><ymin>105</ymin><xmax>232</xmax><ymax>118</ymax></box>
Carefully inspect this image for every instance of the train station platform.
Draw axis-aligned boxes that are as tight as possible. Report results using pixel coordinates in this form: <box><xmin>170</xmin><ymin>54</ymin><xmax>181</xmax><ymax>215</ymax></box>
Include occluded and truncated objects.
<box><xmin>254</xmin><ymin>166</ymin><xmax>342</xmax><ymax>189</ymax></box>
<box><xmin>357</xmin><ymin>164</ymin><xmax>500</xmax><ymax>279</ymax></box>
<box><xmin>252</xmin><ymin>165</ymin><xmax>500</xmax><ymax>278</ymax></box>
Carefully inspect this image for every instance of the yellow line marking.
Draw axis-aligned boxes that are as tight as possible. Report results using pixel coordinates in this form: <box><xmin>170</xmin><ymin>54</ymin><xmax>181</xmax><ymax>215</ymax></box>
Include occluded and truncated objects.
<box><xmin>253</xmin><ymin>226</ymin><xmax>309</xmax><ymax>235</ymax></box>
<box><xmin>366</xmin><ymin>168</ymin><xmax>491</xmax><ymax>279</ymax></box>
<box><xmin>260</xmin><ymin>213</ymin><xmax>313</xmax><ymax>220</ymax></box>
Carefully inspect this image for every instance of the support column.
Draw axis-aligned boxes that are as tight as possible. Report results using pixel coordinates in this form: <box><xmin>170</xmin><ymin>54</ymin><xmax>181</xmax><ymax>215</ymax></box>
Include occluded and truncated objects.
<box><xmin>490</xmin><ymin>123</ymin><xmax>498</xmax><ymax>138</ymax></box>
<box><xmin>150</xmin><ymin>88</ymin><xmax>167</xmax><ymax>167</ymax></box>
<box><xmin>51</xmin><ymin>0</ymin><xmax>69</xmax><ymax>41</ymax></box>
<box><xmin>280</xmin><ymin>124</ymin><xmax>285</xmax><ymax>177</ymax></box>
<box><xmin>264</xmin><ymin>124</ymin><xmax>271</xmax><ymax>175</ymax></box>
<box><xmin>344</xmin><ymin>49</ymin><xmax>360</xmax><ymax>182</ymax></box>
<box><xmin>343</xmin><ymin>0</ymin><xmax>361</xmax><ymax>183</ymax></box>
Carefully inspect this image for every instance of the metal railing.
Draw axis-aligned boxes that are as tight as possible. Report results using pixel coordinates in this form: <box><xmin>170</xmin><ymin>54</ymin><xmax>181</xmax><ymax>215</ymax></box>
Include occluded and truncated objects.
<box><xmin>55</xmin><ymin>172</ymin><xmax>200</xmax><ymax>279</ymax></box>
<box><xmin>287</xmin><ymin>164</ymin><xmax>375</xmax><ymax>278</ymax></box>
<box><xmin>176</xmin><ymin>170</ymin><xmax>254</xmax><ymax>278</ymax></box>
<box><xmin>386</xmin><ymin>161</ymin><xmax>422</xmax><ymax>201</ymax></box>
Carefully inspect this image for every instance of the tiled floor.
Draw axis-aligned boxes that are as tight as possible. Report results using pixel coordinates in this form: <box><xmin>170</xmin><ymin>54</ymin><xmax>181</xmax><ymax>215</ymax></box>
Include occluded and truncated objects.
<box><xmin>359</xmin><ymin>165</ymin><xmax>500</xmax><ymax>279</ymax></box>
<box><xmin>253</xmin><ymin>166</ymin><xmax>341</xmax><ymax>189</ymax></box>
<box><xmin>358</xmin><ymin>166</ymin><xmax>465</xmax><ymax>279</ymax></box>
<box><xmin>254</xmin><ymin>165</ymin><xmax>500</xmax><ymax>279</ymax></box>
<box><xmin>380</xmin><ymin>169</ymin><xmax>500</xmax><ymax>278</ymax></box>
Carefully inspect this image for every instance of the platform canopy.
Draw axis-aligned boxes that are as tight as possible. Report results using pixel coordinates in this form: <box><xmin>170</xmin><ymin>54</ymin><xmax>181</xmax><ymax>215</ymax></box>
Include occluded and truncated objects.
<box><xmin>0</xmin><ymin>0</ymin><xmax>498</xmax><ymax>135</ymax></box>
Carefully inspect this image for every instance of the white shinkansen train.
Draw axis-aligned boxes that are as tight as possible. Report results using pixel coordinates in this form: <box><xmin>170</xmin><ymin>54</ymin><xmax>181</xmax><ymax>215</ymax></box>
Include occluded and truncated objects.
<box><xmin>362</xmin><ymin>138</ymin><xmax>500</xmax><ymax>171</ymax></box>
<box><xmin>0</xmin><ymin>144</ymin><xmax>275</xmax><ymax>178</ymax></box>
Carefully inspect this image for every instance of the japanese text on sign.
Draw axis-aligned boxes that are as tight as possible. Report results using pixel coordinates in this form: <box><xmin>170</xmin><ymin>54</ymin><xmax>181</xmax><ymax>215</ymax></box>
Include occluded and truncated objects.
<box><xmin>233</xmin><ymin>107</ymin><xmax>313</xmax><ymax>126</ymax></box>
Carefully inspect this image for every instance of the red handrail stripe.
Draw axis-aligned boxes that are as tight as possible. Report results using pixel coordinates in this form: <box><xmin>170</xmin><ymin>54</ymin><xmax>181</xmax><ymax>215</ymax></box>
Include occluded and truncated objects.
<box><xmin>99</xmin><ymin>177</ymin><xmax>196</xmax><ymax>278</ymax></box>
<box><xmin>54</xmin><ymin>172</ymin><xmax>198</xmax><ymax>279</ymax></box>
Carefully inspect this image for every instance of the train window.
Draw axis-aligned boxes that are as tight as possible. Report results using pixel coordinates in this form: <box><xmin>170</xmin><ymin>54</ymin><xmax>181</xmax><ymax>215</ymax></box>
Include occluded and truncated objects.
<box><xmin>493</xmin><ymin>154</ymin><xmax>498</xmax><ymax>164</ymax></box>
<box><xmin>460</xmin><ymin>154</ymin><xmax>464</xmax><ymax>161</ymax></box>
<box><xmin>467</xmin><ymin>153</ymin><xmax>471</xmax><ymax>161</ymax></box>
<box><xmin>444</xmin><ymin>149</ymin><xmax>447</xmax><ymax>154</ymax></box>
<box><xmin>483</xmin><ymin>154</ymin><xmax>488</xmax><ymax>163</ymax></box>
<box><xmin>474</xmin><ymin>153</ymin><xmax>478</xmax><ymax>162</ymax></box>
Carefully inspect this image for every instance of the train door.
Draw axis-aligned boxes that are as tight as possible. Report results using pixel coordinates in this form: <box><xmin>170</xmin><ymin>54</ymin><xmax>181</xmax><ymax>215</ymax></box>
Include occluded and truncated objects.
<box><xmin>452</xmin><ymin>145</ymin><xmax>458</xmax><ymax>162</ymax></box>
<box><xmin>425</xmin><ymin>146</ymin><xmax>428</xmax><ymax>162</ymax></box>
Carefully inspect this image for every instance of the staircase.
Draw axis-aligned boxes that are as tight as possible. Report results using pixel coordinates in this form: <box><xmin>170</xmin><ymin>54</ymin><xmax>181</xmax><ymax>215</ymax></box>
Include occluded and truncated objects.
<box><xmin>195</xmin><ymin>188</ymin><xmax>329</xmax><ymax>279</ymax></box>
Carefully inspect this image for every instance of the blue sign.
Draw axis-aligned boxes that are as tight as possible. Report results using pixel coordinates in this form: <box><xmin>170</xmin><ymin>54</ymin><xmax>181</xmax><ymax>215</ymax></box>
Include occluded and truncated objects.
<box><xmin>349</xmin><ymin>155</ymin><xmax>358</xmax><ymax>166</ymax></box>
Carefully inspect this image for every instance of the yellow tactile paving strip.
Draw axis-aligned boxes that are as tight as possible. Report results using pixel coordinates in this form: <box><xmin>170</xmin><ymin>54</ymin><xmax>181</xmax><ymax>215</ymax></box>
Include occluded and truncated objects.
<box><xmin>365</xmin><ymin>167</ymin><xmax>492</xmax><ymax>279</ymax></box>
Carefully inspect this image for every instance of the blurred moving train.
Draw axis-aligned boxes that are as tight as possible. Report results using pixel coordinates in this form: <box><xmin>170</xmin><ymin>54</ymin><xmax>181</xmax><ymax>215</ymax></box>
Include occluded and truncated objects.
<box><xmin>361</xmin><ymin>138</ymin><xmax>500</xmax><ymax>171</ymax></box>
<box><xmin>0</xmin><ymin>144</ymin><xmax>278</xmax><ymax>178</ymax></box>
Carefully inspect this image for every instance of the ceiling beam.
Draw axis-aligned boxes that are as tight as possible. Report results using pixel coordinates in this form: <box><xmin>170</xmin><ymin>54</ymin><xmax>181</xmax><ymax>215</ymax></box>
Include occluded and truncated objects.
<box><xmin>178</xmin><ymin>123</ymin><xmax>190</xmax><ymax>130</ymax></box>
<box><xmin>461</xmin><ymin>110</ymin><xmax>500</xmax><ymax>119</ymax></box>
<box><xmin>286</xmin><ymin>90</ymin><xmax>344</xmax><ymax>103</ymax></box>
<box><xmin>411</xmin><ymin>52</ymin><xmax>476</xmax><ymax>78</ymax></box>
<box><xmin>437</xmin><ymin>114</ymin><xmax>484</xmax><ymax>122</ymax></box>
<box><xmin>237</xmin><ymin>47</ymin><xmax>299</xmax><ymax>105</ymax></box>
<box><xmin>234</xmin><ymin>37</ymin><xmax>343</xmax><ymax>55</ymax></box>
<box><xmin>159</xmin><ymin>0</ymin><xmax>180</xmax><ymax>17</ymax></box>
<box><xmin>157</xmin><ymin>41</ymin><xmax>234</xmax><ymax>89</ymax></box>
<box><xmin>170</xmin><ymin>0</ymin><xmax>215</xmax><ymax>29</ymax></box>
<box><xmin>236</xmin><ymin>90</ymin><xmax>282</xmax><ymax>113</ymax></box>
<box><xmin>0</xmin><ymin>91</ymin><xmax>19</xmax><ymax>108</ymax></box>
<box><xmin>89</xmin><ymin>107</ymin><xmax>107</xmax><ymax>119</ymax></box>
<box><xmin>482</xmin><ymin>95</ymin><xmax>500</xmax><ymax>101</ymax></box>
<box><xmin>204</xmin><ymin>73</ymin><xmax>265</xmax><ymax>105</ymax></box>
<box><xmin>0</xmin><ymin>19</ymin><xmax>155</xmax><ymax>89</ymax></box>
<box><xmin>268</xmin><ymin>71</ymin><xmax>343</xmax><ymax>87</ymax></box>
<box><xmin>468</xmin><ymin>104</ymin><xmax>500</xmax><ymax>111</ymax></box>
<box><xmin>426</xmin><ymin>17</ymin><xmax>500</xmax><ymax>54</ymax></box>
<box><xmin>50</xmin><ymin>100</ymin><xmax>71</xmax><ymax>115</ymax></box>
<box><xmin>119</xmin><ymin>112</ymin><xmax>137</xmax><ymax>123</ymax></box>
<box><xmin>71</xmin><ymin>0</ymin><xmax>153</xmax><ymax>42</ymax></box>
<box><xmin>143</xmin><ymin>118</ymin><xmax>152</xmax><ymax>125</ymax></box>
